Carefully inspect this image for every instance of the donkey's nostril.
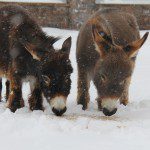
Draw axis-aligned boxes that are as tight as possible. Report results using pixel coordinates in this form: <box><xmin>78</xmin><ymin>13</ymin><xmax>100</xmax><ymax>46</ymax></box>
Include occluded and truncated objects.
<box><xmin>52</xmin><ymin>107</ymin><xmax>67</xmax><ymax>116</ymax></box>
<box><xmin>102</xmin><ymin>108</ymin><xmax>117</xmax><ymax>116</ymax></box>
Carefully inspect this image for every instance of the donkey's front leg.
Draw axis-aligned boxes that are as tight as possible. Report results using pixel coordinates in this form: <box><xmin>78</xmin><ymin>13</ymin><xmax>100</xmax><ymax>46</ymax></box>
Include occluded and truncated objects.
<box><xmin>120</xmin><ymin>90</ymin><xmax>129</xmax><ymax>106</ymax></box>
<box><xmin>96</xmin><ymin>97</ymin><xmax>102</xmax><ymax>111</ymax></box>
<box><xmin>29</xmin><ymin>85</ymin><xmax>43</xmax><ymax>111</ymax></box>
<box><xmin>77</xmin><ymin>69</ymin><xmax>90</xmax><ymax>110</ymax></box>
<box><xmin>7</xmin><ymin>78</ymin><xmax>24</xmax><ymax>112</ymax></box>
<box><xmin>5</xmin><ymin>80</ymin><xmax>10</xmax><ymax>102</ymax></box>
<box><xmin>0</xmin><ymin>78</ymin><xmax>2</xmax><ymax>102</ymax></box>
<box><xmin>120</xmin><ymin>78</ymin><xmax>131</xmax><ymax>106</ymax></box>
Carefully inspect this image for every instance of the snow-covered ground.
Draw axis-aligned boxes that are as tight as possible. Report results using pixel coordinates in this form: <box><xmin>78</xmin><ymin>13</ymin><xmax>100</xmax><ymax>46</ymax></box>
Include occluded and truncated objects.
<box><xmin>0</xmin><ymin>27</ymin><xmax>150</xmax><ymax>150</ymax></box>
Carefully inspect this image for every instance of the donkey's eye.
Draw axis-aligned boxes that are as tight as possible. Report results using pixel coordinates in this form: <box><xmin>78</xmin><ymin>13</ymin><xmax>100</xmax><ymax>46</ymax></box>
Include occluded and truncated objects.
<box><xmin>99</xmin><ymin>31</ymin><xmax>105</xmax><ymax>37</ymax></box>
<box><xmin>100</xmin><ymin>74</ymin><xmax>107</xmax><ymax>82</ymax></box>
<box><xmin>42</xmin><ymin>75</ymin><xmax>51</xmax><ymax>86</ymax></box>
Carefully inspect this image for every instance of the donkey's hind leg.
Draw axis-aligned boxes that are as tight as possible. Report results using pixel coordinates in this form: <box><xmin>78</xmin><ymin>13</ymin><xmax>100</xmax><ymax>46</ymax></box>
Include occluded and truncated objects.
<box><xmin>0</xmin><ymin>78</ymin><xmax>2</xmax><ymax>102</ymax></box>
<box><xmin>5</xmin><ymin>80</ymin><xmax>10</xmax><ymax>102</ymax></box>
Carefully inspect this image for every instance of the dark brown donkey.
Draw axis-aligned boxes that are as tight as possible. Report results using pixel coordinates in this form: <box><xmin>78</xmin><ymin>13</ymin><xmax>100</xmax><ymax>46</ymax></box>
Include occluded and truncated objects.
<box><xmin>77</xmin><ymin>8</ymin><xmax>149</xmax><ymax>116</ymax></box>
<box><xmin>0</xmin><ymin>5</ymin><xmax>73</xmax><ymax>116</ymax></box>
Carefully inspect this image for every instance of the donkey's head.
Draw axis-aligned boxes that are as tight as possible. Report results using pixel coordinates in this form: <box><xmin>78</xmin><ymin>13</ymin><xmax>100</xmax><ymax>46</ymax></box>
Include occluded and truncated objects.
<box><xmin>41</xmin><ymin>37</ymin><xmax>73</xmax><ymax>116</ymax></box>
<box><xmin>92</xmin><ymin>26</ymin><xmax>149</xmax><ymax>116</ymax></box>
<box><xmin>25</xmin><ymin>36</ymin><xmax>73</xmax><ymax>116</ymax></box>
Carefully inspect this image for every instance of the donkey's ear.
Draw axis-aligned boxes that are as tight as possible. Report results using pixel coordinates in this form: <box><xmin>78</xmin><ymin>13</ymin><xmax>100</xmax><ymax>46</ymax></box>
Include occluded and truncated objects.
<box><xmin>92</xmin><ymin>25</ymin><xmax>112</xmax><ymax>58</ymax></box>
<box><xmin>61</xmin><ymin>36</ymin><xmax>72</xmax><ymax>55</ymax></box>
<box><xmin>124</xmin><ymin>32</ymin><xmax>149</xmax><ymax>58</ymax></box>
<box><xmin>24</xmin><ymin>43</ymin><xmax>41</xmax><ymax>61</ymax></box>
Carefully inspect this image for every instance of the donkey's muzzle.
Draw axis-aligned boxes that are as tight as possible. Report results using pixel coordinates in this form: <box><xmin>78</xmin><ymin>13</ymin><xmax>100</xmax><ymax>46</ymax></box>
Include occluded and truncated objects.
<box><xmin>50</xmin><ymin>96</ymin><xmax>67</xmax><ymax>116</ymax></box>
<box><xmin>52</xmin><ymin>107</ymin><xmax>67</xmax><ymax>116</ymax></box>
<box><xmin>102</xmin><ymin>108</ymin><xmax>117</xmax><ymax>116</ymax></box>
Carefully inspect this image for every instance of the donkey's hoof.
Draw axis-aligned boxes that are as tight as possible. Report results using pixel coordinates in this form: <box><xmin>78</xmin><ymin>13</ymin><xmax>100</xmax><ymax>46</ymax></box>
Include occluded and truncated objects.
<box><xmin>77</xmin><ymin>101</ymin><xmax>88</xmax><ymax>110</ymax></box>
<box><xmin>9</xmin><ymin>106</ymin><xmax>17</xmax><ymax>113</ymax></box>
<box><xmin>80</xmin><ymin>104</ymin><xmax>88</xmax><ymax>110</ymax></box>
<box><xmin>8</xmin><ymin>104</ymin><xmax>24</xmax><ymax>113</ymax></box>
<box><xmin>7</xmin><ymin>100</ymin><xmax>24</xmax><ymax>112</ymax></box>
<box><xmin>82</xmin><ymin>105</ymin><xmax>88</xmax><ymax>110</ymax></box>
<box><xmin>30</xmin><ymin>106</ymin><xmax>44</xmax><ymax>111</ymax></box>
<box><xmin>8</xmin><ymin>104</ymin><xmax>21</xmax><ymax>112</ymax></box>
<box><xmin>120</xmin><ymin>100</ymin><xmax>128</xmax><ymax>106</ymax></box>
<box><xmin>98</xmin><ymin>107</ymin><xmax>103</xmax><ymax>111</ymax></box>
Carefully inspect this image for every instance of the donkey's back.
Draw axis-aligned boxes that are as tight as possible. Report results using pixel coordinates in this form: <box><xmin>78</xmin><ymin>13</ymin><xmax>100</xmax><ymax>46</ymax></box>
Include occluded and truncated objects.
<box><xmin>96</xmin><ymin>8</ymin><xmax>140</xmax><ymax>45</ymax></box>
<box><xmin>77</xmin><ymin>9</ymin><xmax>140</xmax><ymax>61</ymax></box>
<box><xmin>0</xmin><ymin>5</ymin><xmax>38</xmax><ymax>74</ymax></box>
<box><xmin>0</xmin><ymin>5</ymin><xmax>34</xmax><ymax>43</ymax></box>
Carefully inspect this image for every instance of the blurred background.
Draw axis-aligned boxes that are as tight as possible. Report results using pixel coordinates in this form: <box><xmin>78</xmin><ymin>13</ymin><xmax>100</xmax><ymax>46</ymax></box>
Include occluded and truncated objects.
<box><xmin>0</xmin><ymin>0</ymin><xmax>149</xmax><ymax>30</ymax></box>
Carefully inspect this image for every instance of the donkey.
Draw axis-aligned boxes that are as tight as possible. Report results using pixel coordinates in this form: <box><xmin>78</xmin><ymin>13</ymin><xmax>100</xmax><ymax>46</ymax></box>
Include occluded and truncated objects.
<box><xmin>0</xmin><ymin>5</ymin><xmax>73</xmax><ymax>116</ymax></box>
<box><xmin>76</xmin><ymin>8</ymin><xmax>149</xmax><ymax>116</ymax></box>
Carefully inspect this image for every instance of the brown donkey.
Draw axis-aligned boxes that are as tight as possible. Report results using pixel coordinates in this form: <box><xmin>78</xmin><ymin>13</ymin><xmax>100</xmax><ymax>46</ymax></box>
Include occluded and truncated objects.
<box><xmin>77</xmin><ymin>8</ymin><xmax>149</xmax><ymax>116</ymax></box>
<box><xmin>0</xmin><ymin>5</ymin><xmax>73</xmax><ymax>116</ymax></box>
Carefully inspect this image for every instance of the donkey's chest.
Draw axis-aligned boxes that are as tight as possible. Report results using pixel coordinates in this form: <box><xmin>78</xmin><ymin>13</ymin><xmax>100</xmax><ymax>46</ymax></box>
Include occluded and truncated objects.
<box><xmin>22</xmin><ymin>75</ymin><xmax>37</xmax><ymax>83</ymax></box>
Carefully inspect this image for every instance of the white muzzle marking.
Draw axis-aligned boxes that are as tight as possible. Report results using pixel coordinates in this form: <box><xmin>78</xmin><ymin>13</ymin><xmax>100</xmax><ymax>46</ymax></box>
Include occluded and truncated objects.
<box><xmin>50</xmin><ymin>96</ymin><xmax>66</xmax><ymax>110</ymax></box>
<box><xmin>101</xmin><ymin>98</ymin><xmax>118</xmax><ymax>111</ymax></box>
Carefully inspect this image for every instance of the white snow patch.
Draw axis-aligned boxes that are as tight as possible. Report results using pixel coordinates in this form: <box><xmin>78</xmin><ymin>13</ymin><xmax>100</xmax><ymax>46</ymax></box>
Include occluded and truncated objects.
<box><xmin>96</xmin><ymin>0</ymin><xmax>150</xmax><ymax>4</ymax></box>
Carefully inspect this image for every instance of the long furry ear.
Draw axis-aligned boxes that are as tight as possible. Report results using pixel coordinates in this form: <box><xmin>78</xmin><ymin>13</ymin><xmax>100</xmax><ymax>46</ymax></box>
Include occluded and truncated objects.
<box><xmin>124</xmin><ymin>32</ymin><xmax>149</xmax><ymax>58</ymax></box>
<box><xmin>92</xmin><ymin>25</ymin><xmax>112</xmax><ymax>58</ymax></box>
<box><xmin>24</xmin><ymin>43</ymin><xmax>41</xmax><ymax>61</ymax></box>
<box><xmin>47</xmin><ymin>36</ymin><xmax>60</xmax><ymax>46</ymax></box>
<box><xmin>61</xmin><ymin>36</ymin><xmax>72</xmax><ymax>55</ymax></box>
<box><xmin>24</xmin><ymin>37</ymin><xmax>60</xmax><ymax>60</ymax></box>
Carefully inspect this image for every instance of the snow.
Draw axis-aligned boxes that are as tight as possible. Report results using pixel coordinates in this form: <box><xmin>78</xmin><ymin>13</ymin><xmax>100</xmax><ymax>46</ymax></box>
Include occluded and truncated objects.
<box><xmin>96</xmin><ymin>0</ymin><xmax>150</xmax><ymax>4</ymax></box>
<box><xmin>0</xmin><ymin>27</ymin><xmax>150</xmax><ymax>150</ymax></box>
<box><xmin>0</xmin><ymin>0</ymin><xmax>66</xmax><ymax>3</ymax></box>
